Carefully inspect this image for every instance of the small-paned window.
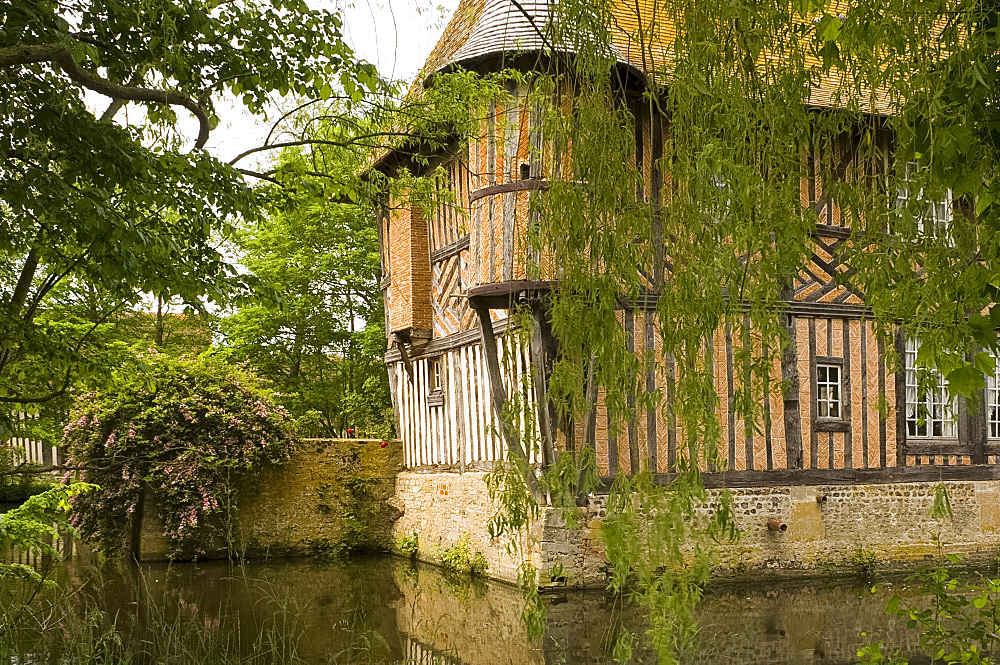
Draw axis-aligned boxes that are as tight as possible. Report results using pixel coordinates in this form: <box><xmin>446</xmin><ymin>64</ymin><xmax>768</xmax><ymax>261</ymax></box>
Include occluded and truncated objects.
<box><xmin>897</xmin><ymin>161</ymin><xmax>952</xmax><ymax>240</ymax></box>
<box><xmin>429</xmin><ymin>357</ymin><xmax>443</xmax><ymax>392</ymax></box>
<box><xmin>427</xmin><ymin>357</ymin><xmax>444</xmax><ymax>407</ymax></box>
<box><xmin>904</xmin><ymin>338</ymin><xmax>957</xmax><ymax>438</ymax></box>
<box><xmin>988</xmin><ymin>355</ymin><xmax>1000</xmax><ymax>439</ymax></box>
<box><xmin>816</xmin><ymin>364</ymin><xmax>842</xmax><ymax>419</ymax></box>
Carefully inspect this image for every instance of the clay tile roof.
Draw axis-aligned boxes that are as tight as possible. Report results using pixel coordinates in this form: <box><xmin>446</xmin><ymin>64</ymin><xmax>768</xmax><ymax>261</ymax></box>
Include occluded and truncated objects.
<box><xmin>421</xmin><ymin>0</ymin><xmax>888</xmax><ymax>114</ymax></box>
<box><xmin>423</xmin><ymin>0</ymin><xmax>550</xmax><ymax>72</ymax></box>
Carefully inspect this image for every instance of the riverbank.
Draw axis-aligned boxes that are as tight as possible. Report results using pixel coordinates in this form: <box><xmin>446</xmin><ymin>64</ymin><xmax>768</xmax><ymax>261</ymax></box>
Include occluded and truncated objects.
<box><xmin>1</xmin><ymin>554</ymin><xmax>930</xmax><ymax>664</ymax></box>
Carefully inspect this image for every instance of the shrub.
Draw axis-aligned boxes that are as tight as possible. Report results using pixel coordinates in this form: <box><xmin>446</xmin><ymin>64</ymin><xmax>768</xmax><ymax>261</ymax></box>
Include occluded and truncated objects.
<box><xmin>852</xmin><ymin>548</ymin><xmax>879</xmax><ymax>583</ymax></box>
<box><xmin>439</xmin><ymin>533</ymin><xmax>488</xmax><ymax>575</ymax></box>
<box><xmin>62</xmin><ymin>353</ymin><xmax>295</xmax><ymax>559</ymax></box>
<box><xmin>397</xmin><ymin>531</ymin><xmax>419</xmax><ymax>558</ymax></box>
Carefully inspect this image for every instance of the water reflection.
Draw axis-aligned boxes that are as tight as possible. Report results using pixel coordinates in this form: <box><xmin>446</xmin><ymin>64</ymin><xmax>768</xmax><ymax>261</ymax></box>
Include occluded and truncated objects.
<box><xmin>5</xmin><ymin>555</ymin><xmax>926</xmax><ymax>664</ymax></box>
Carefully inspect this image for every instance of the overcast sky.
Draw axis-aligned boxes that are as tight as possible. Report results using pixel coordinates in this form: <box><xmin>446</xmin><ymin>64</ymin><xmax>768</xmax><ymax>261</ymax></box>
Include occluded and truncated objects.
<box><xmin>207</xmin><ymin>0</ymin><xmax>461</xmax><ymax>169</ymax></box>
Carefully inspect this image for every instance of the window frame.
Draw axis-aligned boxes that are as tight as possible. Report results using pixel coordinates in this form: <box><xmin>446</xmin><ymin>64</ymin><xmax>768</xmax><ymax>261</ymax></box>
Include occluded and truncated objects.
<box><xmin>896</xmin><ymin>161</ymin><xmax>953</xmax><ymax>241</ymax></box>
<box><xmin>814</xmin><ymin>356</ymin><xmax>849</xmax><ymax>432</ymax></box>
<box><xmin>987</xmin><ymin>353</ymin><xmax>1000</xmax><ymax>440</ymax></box>
<box><xmin>427</xmin><ymin>357</ymin><xmax>445</xmax><ymax>407</ymax></box>
<box><xmin>815</xmin><ymin>360</ymin><xmax>844</xmax><ymax>421</ymax></box>
<box><xmin>903</xmin><ymin>337</ymin><xmax>958</xmax><ymax>439</ymax></box>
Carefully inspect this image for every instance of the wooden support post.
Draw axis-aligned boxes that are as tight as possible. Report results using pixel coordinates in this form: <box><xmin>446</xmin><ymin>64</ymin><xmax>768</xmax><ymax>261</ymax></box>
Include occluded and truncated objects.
<box><xmin>705</xmin><ymin>334</ymin><xmax>716</xmax><ymax>472</ymax></box>
<box><xmin>529</xmin><ymin>304</ymin><xmax>556</xmax><ymax>470</ymax></box>
<box><xmin>725</xmin><ymin>322</ymin><xmax>737</xmax><ymax>469</ymax></box>
<box><xmin>450</xmin><ymin>352</ymin><xmax>467</xmax><ymax>473</ymax></box>
<box><xmin>742</xmin><ymin>318</ymin><xmax>754</xmax><ymax>471</ymax></box>
<box><xmin>762</xmin><ymin>344</ymin><xmax>774</xmax><ymax>470</ymax></box>
<box><xmin>645</xmin><ymin>313</ymin><xmax>657</xmax><ymax>473</ymax></box>
<box><xmin>843</xmin><ymin>319</ymin><xmax>853</xmax><ymax>469</ymax></box>
<box><xmin>625</xmin><ymin>309</ymin><xmax>639</xmax><ymax>474</ymax></box>
<box><xmin>878</xmin><ymin>336</ymin><xmax>888</xmax><ymax>467</ymax></box>
<box><xmin>579</xmin><ymin>353</ymin><xmax>598</xmax><ymax>503</ymax></box>
<box><xmin>666</xmin><ymin>353</ymin><xmax>677</xmax><ymax>473</ymax></box>
<box><xmin>894</xmin><ymin>328</ymin><xmax>907</xmax><ymax>467</ymax></box>
<box><xmin>475</xmin><ymin>307</ymin><xmax>543</xmax><ymax>501</ymax></box>
<box><xmin>808</xmin><ymin>318</ymin><xmax>819</xmax><ymax>469</ymax></box>
<box><xmin>779</xmin><ymin>303</ymin><xmax>805</xmax><ymax>470</ymax></box>
<box><xmin>970</xmin><ymin>345</ymin><xmax>988</xmax><ymax>465</ymax></box>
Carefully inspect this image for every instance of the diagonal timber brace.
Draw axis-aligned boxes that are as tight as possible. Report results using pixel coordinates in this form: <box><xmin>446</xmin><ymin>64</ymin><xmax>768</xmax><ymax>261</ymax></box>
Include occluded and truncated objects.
<box><xmin>474</xmin><ymin>306</ymin><xmax>544</xmax><ymax>503</ymax></box>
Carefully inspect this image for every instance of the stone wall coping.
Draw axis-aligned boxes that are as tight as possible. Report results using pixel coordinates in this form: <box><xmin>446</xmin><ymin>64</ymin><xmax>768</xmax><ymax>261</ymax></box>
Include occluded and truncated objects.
<box><xmin>299</xmin><ymin>438</ymin><xmax>402</xmax><ymax>443</ymax></box>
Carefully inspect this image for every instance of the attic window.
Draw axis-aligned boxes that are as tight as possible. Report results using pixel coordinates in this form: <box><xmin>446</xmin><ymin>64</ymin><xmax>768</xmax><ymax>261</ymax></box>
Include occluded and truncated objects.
<box><xmin>427</xmin><ymin>357</ymin><xmax>444</xmax><ymax>407</ymax></box>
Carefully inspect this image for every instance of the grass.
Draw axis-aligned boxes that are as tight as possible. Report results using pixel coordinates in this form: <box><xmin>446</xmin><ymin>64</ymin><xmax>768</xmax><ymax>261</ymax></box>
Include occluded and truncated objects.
<box><xmin>0</xmin><ymin>563</ymin><xmax>394</xmax><ymax>665</ymax></box>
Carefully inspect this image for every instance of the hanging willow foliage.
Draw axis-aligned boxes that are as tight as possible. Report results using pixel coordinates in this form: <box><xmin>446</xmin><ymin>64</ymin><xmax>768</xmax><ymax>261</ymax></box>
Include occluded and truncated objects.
<box><xmin>385</xmin><ymin>0</ymin><xmax>1000</xmax><ymax>660</ymax></box>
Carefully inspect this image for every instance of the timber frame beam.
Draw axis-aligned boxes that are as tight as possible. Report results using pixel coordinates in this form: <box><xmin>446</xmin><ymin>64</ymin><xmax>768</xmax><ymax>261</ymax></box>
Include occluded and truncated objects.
<box><xmin>474</xmin><ymin>305</ymin><xmax>544</xmax><ymax>502</ymax></box>
<box><xmin>597</xmin><ymin>463</ymin><xmax>1000</xmax><ymax>491</ymax></box>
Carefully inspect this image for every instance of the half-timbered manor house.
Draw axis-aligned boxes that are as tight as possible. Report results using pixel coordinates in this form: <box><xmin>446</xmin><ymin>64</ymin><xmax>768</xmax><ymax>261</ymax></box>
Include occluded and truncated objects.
<box><xmin>379</xmin><ymin>0</ymin><xmax>1000</xmax><ymax>584</ymax></box>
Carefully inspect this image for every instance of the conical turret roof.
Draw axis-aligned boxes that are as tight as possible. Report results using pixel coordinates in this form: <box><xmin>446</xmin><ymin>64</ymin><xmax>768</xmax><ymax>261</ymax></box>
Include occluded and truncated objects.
<box><xmin>421</xmin><ymin>0</ymin><xmax>670</xmax><ymax>74</ymax></box>
<box><xmin>419</xmin><ymin>0</ymin><xmax>884</xmax><ymax>113</ymax></box>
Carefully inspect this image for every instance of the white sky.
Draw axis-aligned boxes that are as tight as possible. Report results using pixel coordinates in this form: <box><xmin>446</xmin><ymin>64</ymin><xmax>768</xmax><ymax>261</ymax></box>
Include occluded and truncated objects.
<box><xmin>207</xmin><ymin>0</ymin><xmax>461</xmax><ymax>169</ymax></box>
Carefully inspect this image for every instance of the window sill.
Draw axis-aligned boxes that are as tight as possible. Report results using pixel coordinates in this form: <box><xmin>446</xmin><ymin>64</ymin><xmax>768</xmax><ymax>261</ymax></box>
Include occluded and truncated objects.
<box><xmin>815</xmin><ymin>420</ymin><xmax>849</xmax><ymax>433</ymax></box>
<box><xmin>427</xmin><ymin>389</ymin><xmax>444</xmax><ymax>408</ymax></box>
<box><xmin>904</xmin><ymin>439</ymin><xmax>968</xmax><ymax>456</ymax></box>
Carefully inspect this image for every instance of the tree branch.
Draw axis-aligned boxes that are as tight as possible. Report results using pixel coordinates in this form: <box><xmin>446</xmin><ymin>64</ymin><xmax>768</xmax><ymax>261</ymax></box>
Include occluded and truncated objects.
<box><xmin>0</xmin><ymin>300</ymin><xmax>130</xmax><ymax>405</ymax></box>
<box><xmin>236</xmin><ymin>168</ymin><xmax>281</xmax><ymax>184</ymax></box>
<box><xmin>1</xmin><ymin>44</ymin><xmax>211</xmax><ymax>149</ymax></box>
<box><xmin>264</xmin><ymin>99</ymin><xmax>322</xmax><ymax>147</ymax></box>
<box><xmin>227</xmin><ymin>133</ymin><xmax>417</xmax><ymax>166</ymax></box>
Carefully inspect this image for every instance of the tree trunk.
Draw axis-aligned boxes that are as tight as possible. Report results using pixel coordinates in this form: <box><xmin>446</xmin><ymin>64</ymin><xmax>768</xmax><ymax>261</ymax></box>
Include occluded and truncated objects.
<box><xmin>154</xmin><ymin>296</ymin><xmax>165</xmax><ymax>347</ymax></box>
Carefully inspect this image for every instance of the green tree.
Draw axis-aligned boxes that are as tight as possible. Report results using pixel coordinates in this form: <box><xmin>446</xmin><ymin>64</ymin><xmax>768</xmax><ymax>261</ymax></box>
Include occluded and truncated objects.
<box><xmin>219</xmin><ymin>148</ymin><xmax>390</xmax><ymax>437</ymax></box>
<box><xmin>0</xmin><ymin>0</ymin><xmax>381</xmax><ymax>437</ymax></box>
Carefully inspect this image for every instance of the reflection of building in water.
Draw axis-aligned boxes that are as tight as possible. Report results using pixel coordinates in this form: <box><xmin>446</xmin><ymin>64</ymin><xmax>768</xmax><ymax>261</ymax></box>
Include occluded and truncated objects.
<box><xmin>402</xmin><ymin>634</ymin><xmax>467</xmax><ymax>665</ymax></box>
<box><xmin>0</xmin><ymin>553</ymin><xmax>928</xmax><ymax>665</ymax></box>
<box><xmin>391</xmin><ymin>562</ymin><xmax>543</xmax><ymax>665</ymax></box>
<box><xmin>389</xmin><ymin>559</ymin><xmax>922</xmax><ymax>665</ymax></box>
<box><xmin>378</xmin><ymin>0</ymin><xmax>1000</xmax><ymax>587</ymax></box>
<box><xmin>1</xmin><ymin>525</ymin><xmax>75</xmax><ymax>568</ymax></box>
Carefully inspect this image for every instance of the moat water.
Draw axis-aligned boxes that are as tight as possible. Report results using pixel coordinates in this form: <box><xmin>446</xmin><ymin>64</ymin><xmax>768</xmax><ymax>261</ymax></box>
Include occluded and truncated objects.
<box><xmin>2</xmin><ymin>554</ymin><xmax>940</xmax><ymax>664</ymax></box>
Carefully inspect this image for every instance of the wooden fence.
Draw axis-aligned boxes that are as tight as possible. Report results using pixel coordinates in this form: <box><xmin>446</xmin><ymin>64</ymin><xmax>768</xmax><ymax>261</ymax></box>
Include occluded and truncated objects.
<box><xmin>6</xmin><ymin>411</ymin><xmax>62</xmax><ymax>469</ymax></box>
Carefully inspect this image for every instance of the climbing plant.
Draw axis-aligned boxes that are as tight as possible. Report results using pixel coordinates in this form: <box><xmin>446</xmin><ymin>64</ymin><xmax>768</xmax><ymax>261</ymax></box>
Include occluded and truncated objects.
<box><xmin>62</xmin><ymin>354</ymin><xmax>295</xmax><ymax>559</ymax></box>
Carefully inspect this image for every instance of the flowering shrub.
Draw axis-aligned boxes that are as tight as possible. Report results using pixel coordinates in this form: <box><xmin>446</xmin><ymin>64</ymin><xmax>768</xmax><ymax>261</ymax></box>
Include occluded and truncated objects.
<box><xmin>62</xmin><ymin>354</ymin><xmax>295</xmax><ymax>559</ymax></box>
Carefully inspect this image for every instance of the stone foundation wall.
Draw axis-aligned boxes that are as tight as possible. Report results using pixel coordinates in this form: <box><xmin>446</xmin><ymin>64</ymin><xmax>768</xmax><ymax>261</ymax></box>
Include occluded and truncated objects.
<box><xmin>392</xmin><ymin>471</ymin><xmax>543</xmax><ymax>581</ymax></box>
<box><xmin>140</xmin><ymin>438</ymin><xmax>402</xmax><ymax>561</ymax></box>
<box><xmin>394</xmin><ymin>471</ymin><xmax>1000</xmax><ymax>586</ymax></box>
